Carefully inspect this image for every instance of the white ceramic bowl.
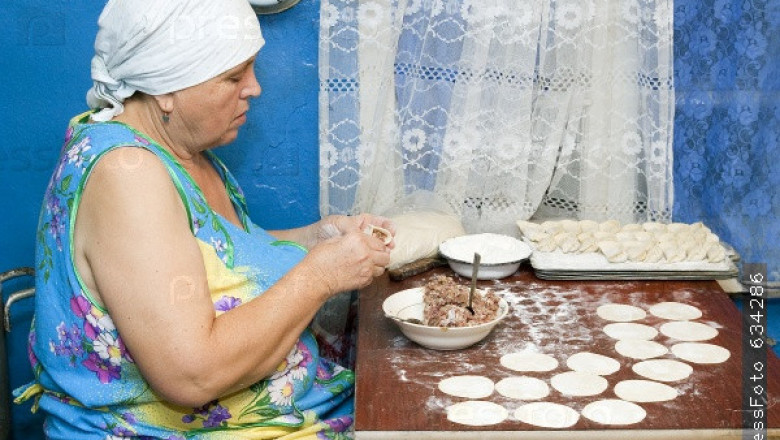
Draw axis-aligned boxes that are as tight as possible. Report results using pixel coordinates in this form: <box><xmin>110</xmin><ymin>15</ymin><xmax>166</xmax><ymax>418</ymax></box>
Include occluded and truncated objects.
<box><xmin>382</xmin><ymin>287</ymin><xmax>509</xmax><ymax>350</ymax></box>
<box><xmin>439</xmin><ymin>233</ymin><xmax>532</xmax><ymax>280</ymax></box>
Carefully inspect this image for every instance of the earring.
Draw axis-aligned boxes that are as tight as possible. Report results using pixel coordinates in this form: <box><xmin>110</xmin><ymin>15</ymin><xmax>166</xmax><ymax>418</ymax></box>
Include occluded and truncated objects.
<box><xmin>161</xmin><ymin>113</ymin><xmax>170</xmax><ymax>123</ymax></box>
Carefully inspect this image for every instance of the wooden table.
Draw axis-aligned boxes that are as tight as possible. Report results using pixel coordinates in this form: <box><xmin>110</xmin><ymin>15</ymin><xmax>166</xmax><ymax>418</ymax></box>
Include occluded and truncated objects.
<box><xmin>354</xmin><ymin>266</ymin><xmax>779</xmax><ymax>439</ymax></box>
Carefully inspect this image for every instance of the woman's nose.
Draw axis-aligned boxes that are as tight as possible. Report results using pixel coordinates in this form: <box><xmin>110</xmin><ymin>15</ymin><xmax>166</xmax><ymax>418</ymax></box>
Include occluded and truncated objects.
<box><xmin>243</xmin><ymin>70</ymin><xmax>262</xmax><ymax>99</ymax></box>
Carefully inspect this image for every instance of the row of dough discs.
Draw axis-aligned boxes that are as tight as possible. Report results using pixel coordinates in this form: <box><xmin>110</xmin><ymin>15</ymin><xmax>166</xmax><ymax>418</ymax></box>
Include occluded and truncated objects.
<box><xmin>516</xmin><ymin>219</ymin><xmax>727</xmax><ymax>263</ymax></box>
<box><xmin>439</xmin><ymin>301</ymin><xmax>730</xmax><ymax>428</ymax></box>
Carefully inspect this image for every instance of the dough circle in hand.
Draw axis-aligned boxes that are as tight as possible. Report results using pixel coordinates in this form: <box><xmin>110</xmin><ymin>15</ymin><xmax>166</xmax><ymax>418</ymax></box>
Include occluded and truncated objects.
<box><xmin>581</xmin><ymin>399</ymin><xmax>647</xmax><ymax>425</ymax></box>
<box><xmin>614</xmin><ymin>379</ymin><xmax>678</xmax><ymax>402</ymax></box>
<box><xmin>603</xmin><ymin>322</ymin><xmax>658</xmax><ymax>340</ymax></box>
<box><xmin>671</xmin><ymin>343</ymin><xmax>731</xmax><ymax>364</ymax></box>
<box><xmin>438</xmin><ymin>375</ymin><xmax>494</xmax><ymax>399</ymax></box>
<box><xmin>495</xmin><ymin>376</ymin><xmax>550</xmax><ymax>400</ymax></box>
<box><xmin>596</xmin><ymin>304</ymin><xmax>647</xmax><ymax>322</ymax></box>
<box><xmin>632</xmin><ymin>359</ymin><xmax>693</xmax><ymax>382</ymax></box>
<box><xmin>514</xmin><ymin>402</ymin><xmax>580</xmax><ymax>428</ymax></box>
<box><xmin>550</xmin><ymin>371</ymin><xmax>608</xmax><ymax>396</ymax></box>
<box><xmin>649</xmin><ymin>302</ymin><xmax>702</xmax><ymax>320</ymax></box>
<box><xmin>500</xmin><ymin>351</ymin><xmax>559</xmax><ymax>372</ymax></box>
<box><xmin>615</xmin><ymin>340</ymin><xmax>668</xmax><ymax>359</ymax></box>
<box><xmin>565</xmin><ymin>352</ymin><xmax>621</xmax><ymax>376</ymax></box>
<box><xmin>660</xmin><ymin>321</ymin><xmax>718</xmax><ymax>341</ymax></box>
<box><xmin>446</xmin><ymin>401</ymin><xmax>508</xmax><ymax>426</ymax></box>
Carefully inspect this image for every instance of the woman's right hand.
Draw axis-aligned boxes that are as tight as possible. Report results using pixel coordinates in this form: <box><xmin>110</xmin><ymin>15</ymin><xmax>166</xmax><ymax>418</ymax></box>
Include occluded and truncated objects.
<box><xmin>303</xmin><ymin>230</ymin><xmax>391</xmax><ymax>298</ymax></box>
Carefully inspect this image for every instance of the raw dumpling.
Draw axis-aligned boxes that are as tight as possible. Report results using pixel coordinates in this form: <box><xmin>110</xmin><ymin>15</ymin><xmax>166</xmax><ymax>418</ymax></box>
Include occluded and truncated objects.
<box><xmin>667</xmin><ymin>223</ymin><xmax>689</xmax><ymax>234</ymax></box>
<box><xmin>644</xmin><ymin>245</ymin><xmax>665</xmax><ymax>263</ymax></box>
<box><xmin>615</xmin><ymin>231</ymin><xmax>637</xmax><ymax>242</ymax></box>
<box><xmin>621</xmin><ymin>223</ymin><xmax>643</xmax><ymax>232</ymax></box>
<box><xmin>642</xmin><ymin>222</ymin><xmax>667</xmax><ymax>232</ymax></box>
<box><xmin>592</xmin><ymin>231</ymin><xmax>615</xmax><ymax>241</ymax></box>
<box><xmin>516</xmin><ymin>221</ymin><xmax>548</xmax><ymax>242</ymax></box>
<box><xmin>624</xmin><ymin>241</ymin><xmax>651</xmax><ymax>262</ymax></box>
<box><xmin>560</xmin><ymin>219</ymin><xmax>581</xmax><ymax>234</ymax></box>
<box><xmin>599</xmin><ymin>241</ymin><xmax>628</xmax><ymax>263</ymax></box>
<box><xmin>555</xmin><ymin>232</ymin><xmax>580</xmax><ymax>253</ymax></box>
<box><xmin>579</xmin><ymin>236</ymin><xmax>599</xmax><ymax>253</ymax></box>
<box><xmin>599</xmin><ymin>220</ymin><xmax>621</xmax><ymax>233</ymax></box>
<box><xmin>579</xmin><ymin>220</ymin><xmax>599</xmax><ymax>233</ymax></box>
<box><xmin>706</xmin><ymin>243</ymin><xmax>726</xmax><ymax>262</ymax></box>
<box><xmin>540</xmin><ymin>220</ymin><xmax>562</xmax><ymax>234</ymax></box>
<box><xmin>536</xmin><ymin>235</ymin><xmax>558</xmax><ymax>252</ymax></box>
<box><xmin>659</xmin><ymin>241</ymin><xmax>685</xmax><ymax>263</ymax></box>
<box><xmin>686</xmin><ymin>245</ymin><xmax>708</xmax><ymax>262</ymax></box>
<box><xmin>633</xmin><ymin>231</ymin><xmax>654</xmax><ymax>243</ymax></box>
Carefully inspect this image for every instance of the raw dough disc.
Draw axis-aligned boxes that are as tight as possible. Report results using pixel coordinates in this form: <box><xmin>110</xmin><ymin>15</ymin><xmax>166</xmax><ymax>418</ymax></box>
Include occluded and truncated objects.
<box><xmin>550</xmin><ymin>371</ymin><xmax>608</xmax><ymax>397</ymax></box>
<box><xmin>649</xmin><ymin>302</ymin><xmax>702</xmax><ymax>320</ymax></box>
<box><xmin>596</xmin><ymin>304</ymin><xmax>647</xmax><ymax>322</ymax></box>
<box><xmin>632</xmin><ymin>359</ymin><xmax>693</xmax><ymax>382</ymax></box>
<box><xmin>438</xmin><ymin>375</ymin><xmax>494</xmax><ymax>399</ymax></box>
<box><xmin>660</xmin><ymin>321</ymin><xmax>718</xmax><ymax>341</ymax></box>
<box><xmin>614</xmin><ymin>380</ymin><xmax>678</xmax><ymax>402</ymax></box>
<box><xmin>446</xmin><ymin>401</ymin><xmax>508</xmax><ymax>426</ymax></box>
<box><xmin>566</xmin><ymin>352</ymin><xmax>620</xmax><ymax>376</ymax></box>
<box><xmin>495</xmin><ymin>376</ymin><xmax>550</xmax><ymax>400</ymax></box>
<box><xmin>500</xmin><ymin>351</ymin><xmax>559</xmax><ymax>372</ymax></box>
<box><xmin>615</xmin><ymin>340</ymin><xmax>668</xmax><ymax>360</ymax></box>
<box><xmin>603</xmin><ymin>323</ymin><xmax>658</xmax><ymax>341</ymax></box>
<box><xmin>581</xmin><ymin>399</ymin><xmax>647</xmax><ymax>425</ymax></box>
<box><xmin>514</xmin><ymin>402</ymin><xmax>580</xmax><ymax>428</ymax></box>
<box><xmin>671</xmin><ymin>342</ymin><xmax>731</xmax><ymax>364</ymax></box>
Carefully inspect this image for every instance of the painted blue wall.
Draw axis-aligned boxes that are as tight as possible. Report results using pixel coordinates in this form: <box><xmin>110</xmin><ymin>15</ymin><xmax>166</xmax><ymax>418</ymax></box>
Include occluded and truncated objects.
<box><xmin>0</xmin><ymin>1</ymin><xmax>321</xmax><ymax>439</ymax></box>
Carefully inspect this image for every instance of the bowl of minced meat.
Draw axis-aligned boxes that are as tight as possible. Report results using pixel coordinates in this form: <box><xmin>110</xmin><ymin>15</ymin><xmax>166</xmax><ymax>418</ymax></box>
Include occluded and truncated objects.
<box><xmin>383</xmin><ymin>275</ymin><xmax>509</xmax><ymax>350</ymax></box>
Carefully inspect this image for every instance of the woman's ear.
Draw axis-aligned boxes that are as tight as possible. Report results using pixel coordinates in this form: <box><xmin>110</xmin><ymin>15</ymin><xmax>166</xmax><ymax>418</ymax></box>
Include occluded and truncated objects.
<box><xmin>152</xmin><ymin>93</ymin><xmax>175</xmax><ymax>114</ymax></box>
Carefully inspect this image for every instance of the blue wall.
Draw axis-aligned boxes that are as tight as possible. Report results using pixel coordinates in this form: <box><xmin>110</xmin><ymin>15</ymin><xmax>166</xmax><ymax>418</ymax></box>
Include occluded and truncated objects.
<box><xmin>0</xmin><ymin>1</ymin><xmax>321</xmax><ymax>439</ymax></box>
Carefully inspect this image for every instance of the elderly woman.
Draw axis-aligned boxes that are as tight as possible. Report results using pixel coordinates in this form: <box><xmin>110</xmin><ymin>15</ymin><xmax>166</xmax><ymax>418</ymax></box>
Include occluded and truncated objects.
<box><xmin>14</xmin><ymin>0</ymin><xmax>393</xmax><ymax>438</ymax></box>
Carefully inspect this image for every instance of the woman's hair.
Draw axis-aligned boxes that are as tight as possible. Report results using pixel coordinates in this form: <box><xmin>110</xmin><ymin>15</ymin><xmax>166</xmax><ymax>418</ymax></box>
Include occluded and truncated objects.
<box><xmin>86</xmin><ymin>0</ymin><xmax>264</xmax><ymax>121</ymax></box>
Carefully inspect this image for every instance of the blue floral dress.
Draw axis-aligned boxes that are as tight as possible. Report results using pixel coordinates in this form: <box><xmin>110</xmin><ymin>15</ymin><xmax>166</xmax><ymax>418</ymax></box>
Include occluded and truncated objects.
<box><xmin>15</xmin><ymin>112</ymin><xmax>355</xmax><ymax>439</ymax></box>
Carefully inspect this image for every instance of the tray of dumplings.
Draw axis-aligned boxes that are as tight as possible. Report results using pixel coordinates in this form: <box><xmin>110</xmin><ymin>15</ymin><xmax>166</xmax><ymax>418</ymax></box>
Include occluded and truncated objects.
<box><xmin>516</xmin><ymin>219</ymin><xmax>739</xmax><ymax>280</ymax></box>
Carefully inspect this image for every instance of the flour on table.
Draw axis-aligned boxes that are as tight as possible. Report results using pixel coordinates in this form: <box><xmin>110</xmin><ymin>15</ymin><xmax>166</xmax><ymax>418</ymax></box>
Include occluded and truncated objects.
<box><xmin>500</xmin><ymin>351</ymin><xmax>559</xmax><ymax>372</ymax></box>
<box><xmin>671</xmin><ymin>343</ymin><xmax>731</xmax><ymax>364</ymax></box>
<box><xmin>514</xmin><ymin>402</ymin><xmax>579</xmax><ymax>428</ymax></box>
<box><xmin>603</xmin><ymin>322</ymin><xmax>658</xmax><ymax>341</ymax></box>
<box><xmin>438</xmin><ymin>375</ymin><xmax>494</xmax><ymax>399</ymax></box>
<box><xmin>615</xmin><ymin>340</ymin><xmax>668</xmax><ymax>359</ymax></box>
<box><xmin>596</xmin><ymin>304</ymin><xmax>647</xmax><ymax>322</ymax></box>
<box><xmin>614</xmin><ymin>380</ymin><xmax>678</xmax><ymax>402</ymax></box>
<box><xmin>495</xmin><ymin>376</ymin><xmax>550</xmax><ymax>400</ymax></box>
<box><xmin>649</xmin><ymin>302</ymin><xmax>702</xmax><ymax>320</ymax></box>
<box><xmin>565</xmin><ymin>352</ymin><xmax>620</xmax><ymax>376</ymax></box>
<box><xmin>581</xmin><ymin>399</ymin><xmax>646</xmax><ymax>425</ymax></box>
<box><xmin>660</xmin><ymin>321</ymin><xmax>718</xmax><ymax>341</ymax></box>
<box><xmin>550</xmin><ymin>371</ymin><xmax>608</xmax><ymax>396</ymax></box>
<box><xmin>632</xmin><ymin>359</ymin><xmax>693</xmax><ymax>382</ymax></box>
<box><xmin>446</xmin><ymin>401</ymin><xmax>508</xmax><ymax>426</ymax></box>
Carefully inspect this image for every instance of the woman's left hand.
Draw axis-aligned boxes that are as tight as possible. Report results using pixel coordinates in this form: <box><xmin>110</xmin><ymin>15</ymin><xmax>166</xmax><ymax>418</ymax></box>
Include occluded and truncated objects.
<box><xmin>320</xmin><ymin>214</ymin><xmax>396</xmax><ymax>248</ymax></box>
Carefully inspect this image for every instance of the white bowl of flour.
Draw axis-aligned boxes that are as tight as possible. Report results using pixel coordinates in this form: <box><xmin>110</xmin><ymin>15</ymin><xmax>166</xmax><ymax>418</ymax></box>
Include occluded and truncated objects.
<box><xmin>439</xmin><ymin>233</ymin><xmax>531</xmax><ymax>280</ymax></box>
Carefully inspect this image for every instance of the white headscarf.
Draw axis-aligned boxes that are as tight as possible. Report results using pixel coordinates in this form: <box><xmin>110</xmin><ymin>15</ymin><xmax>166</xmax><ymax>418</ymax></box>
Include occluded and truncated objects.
<box><xmin>86</xmin><ymin>0</ymin><xmax>264</xmax><ymax>122</ymax></box>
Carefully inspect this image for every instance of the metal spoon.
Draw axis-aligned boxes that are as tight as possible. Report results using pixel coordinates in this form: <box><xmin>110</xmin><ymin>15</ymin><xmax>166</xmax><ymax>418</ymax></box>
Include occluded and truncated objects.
<box><xmin>466</xmin><ymin>252</ymin><xmax>481</xmax><ymax>315</ymax></box>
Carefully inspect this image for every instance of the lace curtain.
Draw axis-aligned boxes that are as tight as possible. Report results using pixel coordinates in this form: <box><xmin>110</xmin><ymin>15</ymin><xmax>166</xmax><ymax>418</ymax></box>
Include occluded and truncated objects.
<box><xmin>319</xmin><ymin>0</ymin><xmax>675</xmax><ymax>234</ymax></box>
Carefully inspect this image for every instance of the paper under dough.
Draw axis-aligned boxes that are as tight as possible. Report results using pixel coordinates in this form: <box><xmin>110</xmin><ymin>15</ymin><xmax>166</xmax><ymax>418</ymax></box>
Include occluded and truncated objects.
<box><xmin>550</xmin><ymin>371</ymin><xmax>608</xmax><ymax>397</ymax></box>
<box><xmin>660</xmin><ymin>321</ymin><xmax>718</xmax><ymax>341</ymax></box>
<box><xmin>603</xmin><ymin>322</ymin><xmax>658</xmax><ymax>341</ymax></box>
<box><xmin>446</xmin><ymin>401</ymin><xmax>508</xmax><ymax>426</ymax></box>
<box><xmin>614</xmin><ymin>379</ymin><xmax>678</xmax><ymax>402</ymax></box>
<box><xmin>514</xmin><ymin>402</ymin><xmax>580</xmax><ymax>428</ymax></box>
<box><xmin>581</xmin><ymin>399</ymin><xmax>646</xmax><ymax>425</ymax></box>
<box><xmin>565</xmin><ymin>352</ymin><xmax>620</xmax><ymax>376</ymax></box>
<box><xmin>500</xmin><ymin>351</ymin><xmax>559</xmax><ymax>372</ymax></box>
<box><xmin>671</xmin><ymin>342</ymin><xmax>731</xmax><ymax>364</ymax></box>
<box><xmin>615</xmin><ymin>340</ymin><xmax>668</xmax><ymax>359</ymax></box>
<box><xmin>632</xmin><ymin>359</ymin><xmax>693</xmax><ymax>382</ymax></box>
<box><xmin>495</xmin><ymin>376</ymin><xmax>550</xmax><ymax>400</ymax></box>
<box><xmin>649</xmin><ymin>302</ymin><xmax>703</xmax><ymax>320</ymax></box>
<box><xmin>437</xmin><ymin>375</ymin><xmax>494</xmax><ymax>399</ymax></box>
<box><xmin>596</xmin><ymin>304</ymin><xmax>647</xmax><ymax>322</ymax></box>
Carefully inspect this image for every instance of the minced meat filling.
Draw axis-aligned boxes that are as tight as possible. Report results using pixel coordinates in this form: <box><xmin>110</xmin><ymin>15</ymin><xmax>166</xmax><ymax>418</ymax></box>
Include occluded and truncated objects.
<box><xmin>423</xmin><ymin>275</ymin><xmax>500</xmax><ymax>327</ymax></box>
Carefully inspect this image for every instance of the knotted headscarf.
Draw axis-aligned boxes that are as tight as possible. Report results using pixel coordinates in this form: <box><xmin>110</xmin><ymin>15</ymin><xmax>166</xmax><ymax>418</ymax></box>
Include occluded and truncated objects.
<box><xmin>86</xmin><ymin>0</ymin><xmax>264</xmax><ymax>122</ymax></box>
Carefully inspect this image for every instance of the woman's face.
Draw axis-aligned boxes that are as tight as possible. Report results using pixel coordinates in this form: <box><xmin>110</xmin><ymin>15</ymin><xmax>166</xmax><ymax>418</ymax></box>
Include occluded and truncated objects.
<box><xmin>171</xmin><ymin>57</ymin><xmax>261</xmax><ymax>150</ymax></box>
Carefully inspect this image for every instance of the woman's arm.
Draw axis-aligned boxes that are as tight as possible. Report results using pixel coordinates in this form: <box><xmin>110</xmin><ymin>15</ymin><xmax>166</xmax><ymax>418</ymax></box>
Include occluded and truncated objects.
<box><xmin>73</xmin><ymin>149</ymin><xmax>390</xmax><ymax>407</ymax></box>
